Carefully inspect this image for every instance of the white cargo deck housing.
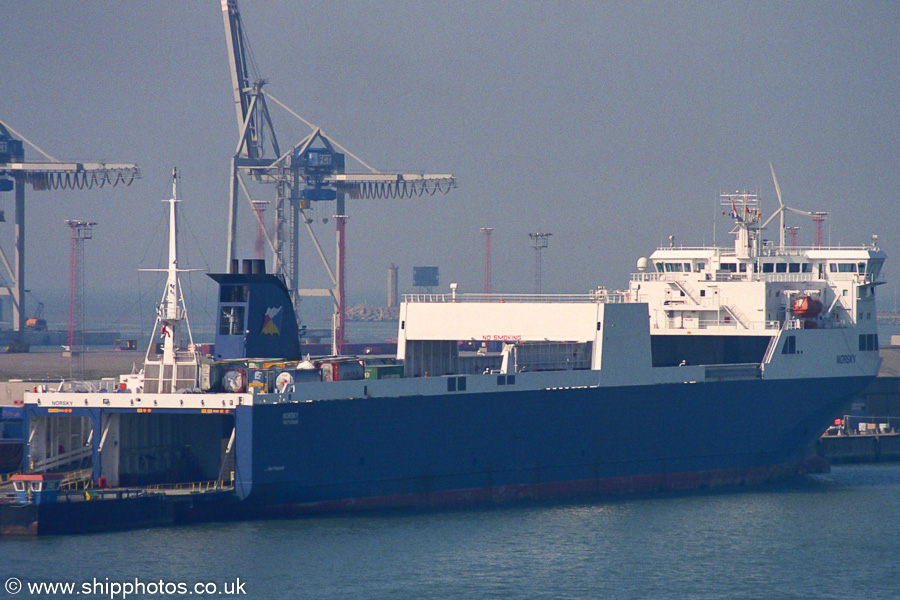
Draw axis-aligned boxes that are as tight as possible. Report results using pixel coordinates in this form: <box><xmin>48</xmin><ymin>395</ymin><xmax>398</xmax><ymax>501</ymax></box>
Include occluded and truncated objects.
<box><xmin>398</xmin><ymin>291</ymin><xmax>652</xmax><ymax>385</ymax></box>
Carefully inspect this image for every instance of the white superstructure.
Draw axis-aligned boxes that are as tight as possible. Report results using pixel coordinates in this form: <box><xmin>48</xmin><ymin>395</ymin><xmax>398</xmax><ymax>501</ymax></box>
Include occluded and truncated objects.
<box><xmin>396</xmin><ymin>189</ymin><xmax>884</xmax><ymax>384</ymax></box>
<box><xmin>630</xmin><ymin>191</ymin><xmax>884</xmax><ymax>338</ymax></box>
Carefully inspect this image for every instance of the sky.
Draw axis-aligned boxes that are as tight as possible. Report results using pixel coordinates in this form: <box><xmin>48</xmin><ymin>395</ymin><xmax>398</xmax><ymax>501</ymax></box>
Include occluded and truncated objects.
<box><xmin>2</xmin><ymin>1</ymin><xmax>900</xmax><ymax>334</ymax></box>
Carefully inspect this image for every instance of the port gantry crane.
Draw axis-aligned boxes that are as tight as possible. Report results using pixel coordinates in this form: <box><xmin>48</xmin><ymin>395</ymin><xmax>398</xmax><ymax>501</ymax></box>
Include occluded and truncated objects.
<box><xmin>221</xmin><ymin>0</ymin><xmax>455</xmax><ymax>353</ymax></box>
<box><xmin>0</xmin><ymin>120</ymin><xmax>139</xmax><ymax>338</ymax></box>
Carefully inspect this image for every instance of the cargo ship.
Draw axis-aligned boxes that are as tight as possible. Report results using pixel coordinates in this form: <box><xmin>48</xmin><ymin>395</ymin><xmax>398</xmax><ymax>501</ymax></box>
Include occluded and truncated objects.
<box><xmin>16</xmin><ymin>178</ymin><xmax>885</xmax><ymax>520</ymax></box>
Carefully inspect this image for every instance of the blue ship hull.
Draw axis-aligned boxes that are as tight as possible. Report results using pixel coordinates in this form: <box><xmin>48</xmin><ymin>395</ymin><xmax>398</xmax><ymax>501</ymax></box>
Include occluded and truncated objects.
<box><xmin>231</xmin><ymin>375</ymin><xmax>868</xmax><ymax>511</ymax></box>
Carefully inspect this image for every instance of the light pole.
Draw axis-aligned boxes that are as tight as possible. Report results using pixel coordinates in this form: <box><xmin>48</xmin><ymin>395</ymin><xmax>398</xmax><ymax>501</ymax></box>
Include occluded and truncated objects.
<box><xmin>480</xmin><ymin>227</ymin><xmax>493</xmax><ymax>294</ymax></box>
<box><xmin>529</xmin><ymin>232</ymin><xmax>551</xmax><ymax>294</ymax></box>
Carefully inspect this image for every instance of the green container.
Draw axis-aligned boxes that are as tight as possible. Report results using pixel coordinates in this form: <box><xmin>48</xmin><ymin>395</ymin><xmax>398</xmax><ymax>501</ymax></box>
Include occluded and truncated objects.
<box><xmin>364</xmin><ymin>365</ymin><xmax>404</xmax><ymax>380</ymax></box>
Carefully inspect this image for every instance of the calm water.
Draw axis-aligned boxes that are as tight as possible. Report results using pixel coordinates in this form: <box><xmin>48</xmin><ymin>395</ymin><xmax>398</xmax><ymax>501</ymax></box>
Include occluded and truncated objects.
<box><xmin>3</xmin><ymin>463</ymin><xmax>900</xmax><ymax>600</ymax></box>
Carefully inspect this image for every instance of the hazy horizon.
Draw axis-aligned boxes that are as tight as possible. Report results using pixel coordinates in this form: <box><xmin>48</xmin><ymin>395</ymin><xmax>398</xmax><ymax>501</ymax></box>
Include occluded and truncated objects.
<box><xmin>3</xmin><ymin>1</ymin><xmax>899</xmax><ymax>329</ymax></box>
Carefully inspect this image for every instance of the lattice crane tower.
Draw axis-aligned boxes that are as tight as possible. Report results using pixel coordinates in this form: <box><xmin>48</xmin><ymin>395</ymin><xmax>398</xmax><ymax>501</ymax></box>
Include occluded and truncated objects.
<box><xmin>0</xmin><ymin>120</ymin><xmax>139</xmax><ymax>337</ymax></box>
<box><xmin>221</xmin><ymin>0</ymin><xmax>455</xmax><ymax>353</ymax></box>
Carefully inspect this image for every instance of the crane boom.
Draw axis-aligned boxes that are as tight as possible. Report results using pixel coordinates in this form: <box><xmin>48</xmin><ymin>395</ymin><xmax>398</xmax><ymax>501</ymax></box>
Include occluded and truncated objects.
<box><xmin>218</xmin><ymin>1</ymin><xmax>454</xmax><ymax>353</ymax></box>
<box><xmin>221</xmin><ymin>0</ymin><xmax>259</xmax><ymax>159</ymax></box>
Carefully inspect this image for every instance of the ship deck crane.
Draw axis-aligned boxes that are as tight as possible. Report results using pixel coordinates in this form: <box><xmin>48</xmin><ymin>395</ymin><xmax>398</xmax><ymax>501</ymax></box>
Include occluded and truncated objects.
<box><xmin>220</xmin><ymin>0</ymin><xmax>455</xmax><ymax>353</ymax></box>
<box><xmin>0</xmin><ymin>120</ymin><xmax>139</xmax><ymax>337</ymax></box>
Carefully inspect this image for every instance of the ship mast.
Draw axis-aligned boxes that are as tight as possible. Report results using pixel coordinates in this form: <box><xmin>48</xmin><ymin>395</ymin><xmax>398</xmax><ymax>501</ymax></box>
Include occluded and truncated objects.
<box><xmin>720</xmin><ymin>191</ymin><xmax>760</xmax><ymax>259</ymax></box>
<box><xmin>140</xmin><ymin>168</ymin><xmax>199</xmax><ymax>393</ymax></box>
<box><xmin>159</xmin><ymin>168</ymin><xmax>186</xmax><ymax>363</ymax></box>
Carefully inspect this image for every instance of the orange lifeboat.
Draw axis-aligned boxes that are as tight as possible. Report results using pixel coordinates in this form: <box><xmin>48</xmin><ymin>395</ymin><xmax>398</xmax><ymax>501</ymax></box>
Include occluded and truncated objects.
<box><xmin>791</xmin><ymin>295</ymin><xmax>823</xmax><ymax>319</ymax></box>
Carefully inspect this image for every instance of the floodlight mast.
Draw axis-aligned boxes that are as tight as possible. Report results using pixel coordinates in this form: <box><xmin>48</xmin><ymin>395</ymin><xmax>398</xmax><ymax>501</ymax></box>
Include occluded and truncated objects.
<box><xmin>480</xmin><ymin>227</ymin><xmax>493</xmax><ymax>294</ymax></box>
<box><xmin>529</xmin><ymin>233</ymin><xmax>551</xmax><ymax>294</ymax></box>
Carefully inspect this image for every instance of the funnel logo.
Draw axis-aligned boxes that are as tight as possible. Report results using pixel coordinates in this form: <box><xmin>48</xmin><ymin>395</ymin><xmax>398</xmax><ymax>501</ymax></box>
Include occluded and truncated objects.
<box><xmin>261</xmin><ymin>306</ymin><xmax>283</xmax><ymax>335</ymax></box>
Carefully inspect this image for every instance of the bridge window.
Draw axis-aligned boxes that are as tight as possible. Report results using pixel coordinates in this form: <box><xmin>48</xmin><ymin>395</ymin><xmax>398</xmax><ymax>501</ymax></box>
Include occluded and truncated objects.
<box><xmin>775</xmin><ymin>263</ymin><xmax>787</xmax><ymax>273</ymax></box>
<box><xmin>788</xmin><ymin>263</ymin><xmax>800</xmax><ymax>273</ymax></box>
<box><xmin>762</xmin><ymin>263</ymin><xmax>774</xmax><ymax>273</ymax></box>
<box><xmin>831</xmin><ymin>263</ymin><xmax>857</xmax><ymax>273</ymax></box>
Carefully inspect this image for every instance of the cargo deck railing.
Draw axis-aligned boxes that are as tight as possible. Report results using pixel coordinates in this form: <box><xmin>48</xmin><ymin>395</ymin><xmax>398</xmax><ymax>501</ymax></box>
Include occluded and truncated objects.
<box><xmin>145</xmin><ymin>480</ymin><xmax>227</xmax><ymax>492</ymax></box>
<box><xmin>404</xmin><ymin>290</ymin><xmax>631</xmax><ymax>304</ymax></box>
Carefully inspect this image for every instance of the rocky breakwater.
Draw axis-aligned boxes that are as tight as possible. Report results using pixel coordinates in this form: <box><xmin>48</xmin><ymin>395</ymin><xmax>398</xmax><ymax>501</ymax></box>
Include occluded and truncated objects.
<box><xmin>345</xmin><ymin>305</ymin><xmax>400</xmax><ymax>322</ymax></box>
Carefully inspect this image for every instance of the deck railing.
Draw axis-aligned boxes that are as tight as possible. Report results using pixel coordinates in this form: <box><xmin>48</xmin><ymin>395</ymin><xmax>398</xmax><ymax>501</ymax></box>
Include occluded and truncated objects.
<box><xmin>404</xmin><ymin>291</ymin><xmax>631</xmax><ymax>304</ymax></box>
<box><xmin>145</xmin><ymin>480</ymin><xmax>226</xmax><ymax>492</ymax></box>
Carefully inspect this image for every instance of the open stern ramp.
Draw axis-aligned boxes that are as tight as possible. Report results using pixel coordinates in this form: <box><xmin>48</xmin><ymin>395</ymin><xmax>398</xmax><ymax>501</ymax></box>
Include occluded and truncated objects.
<box><xmin>23</xmin><ymin>392</ymin><xmax>248</xmax><ymax>489</ymax></box>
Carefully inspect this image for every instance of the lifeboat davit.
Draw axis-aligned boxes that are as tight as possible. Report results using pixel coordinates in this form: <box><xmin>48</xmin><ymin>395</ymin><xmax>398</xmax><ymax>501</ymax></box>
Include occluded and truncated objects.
<box><xmin>791</xmin><ymin>295</ymin><xmax>823</xmax><ymax>319</ymax></box>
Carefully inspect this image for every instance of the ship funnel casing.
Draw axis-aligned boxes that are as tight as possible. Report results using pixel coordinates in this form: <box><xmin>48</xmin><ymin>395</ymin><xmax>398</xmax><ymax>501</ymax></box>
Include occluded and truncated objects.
<box><xmin>209</xmin><ymin>271</ymin><xmax>300</xmax><ymax>361</ymax></box>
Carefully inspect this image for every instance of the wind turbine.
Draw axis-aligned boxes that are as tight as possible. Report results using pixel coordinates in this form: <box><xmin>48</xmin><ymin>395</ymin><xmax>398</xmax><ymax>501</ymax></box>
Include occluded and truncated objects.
<box><xmin>760</xmin><ymin>163</ymin><xmax>819</xmax><ymax>249</ymax></box>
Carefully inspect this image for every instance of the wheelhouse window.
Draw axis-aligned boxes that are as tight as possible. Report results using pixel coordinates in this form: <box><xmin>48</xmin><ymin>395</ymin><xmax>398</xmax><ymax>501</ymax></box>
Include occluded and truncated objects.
<box><xmin>831</xmin><ymin>263</ymin><xmax>858</xmax><ymax>273</ymax></box>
